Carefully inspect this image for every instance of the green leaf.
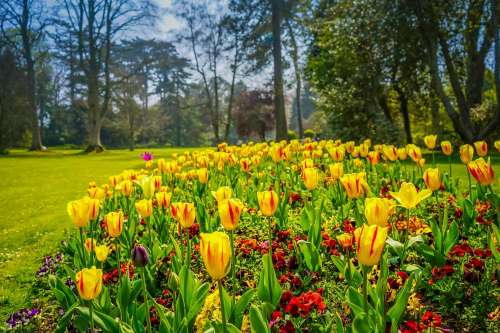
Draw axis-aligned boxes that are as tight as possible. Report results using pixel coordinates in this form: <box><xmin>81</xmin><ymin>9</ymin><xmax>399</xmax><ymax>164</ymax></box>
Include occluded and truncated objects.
<box><xmin>386</xmin><ymin>237</ymin><xmax>404</xmax><ymax>258</ymax></box>
<box><xmin>352</xmin><ymin>315</ymin><xmax>370</xmax><ymax>333</ymax></box>
<box><xmin>387</xmin><ymin>271</ymin><xmax>420</xmax><ymax>326</ymax></box>
<box><xmin>249</xmin><ymin>305</ymin><xmax>270</xmax><ymax>333</ymax></box>
<box><xmin>444</xmin><ymin>221</ymin><xmax>459</xmax><ymax>255</ymax></box>
<box><xmin>346</xmin><ymin>287</ymin><xmax>365</xmax><ymax>317</ymax></box>
<box><xmin>257</xmin><ymin>254</ymin><xmax>282</xmax><ymax>307</ymax></box>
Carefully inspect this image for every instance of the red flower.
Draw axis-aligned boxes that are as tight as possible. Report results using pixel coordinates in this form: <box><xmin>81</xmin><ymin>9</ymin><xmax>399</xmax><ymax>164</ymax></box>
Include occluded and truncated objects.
<box><xmin>422</xmin><ymin>310</ymin><xmax>442</xmax><ymax>328</ymax></box>
<box><xmin>284</xmin><ymin>291</ymin><xmax>326</xmax><ymax>318</ymax></box>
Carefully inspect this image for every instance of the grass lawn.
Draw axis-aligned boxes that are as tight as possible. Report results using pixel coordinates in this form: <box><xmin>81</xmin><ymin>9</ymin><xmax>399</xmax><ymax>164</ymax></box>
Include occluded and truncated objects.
<box><xmin>0</xmin><ymin>147</ymin><xmax>497</xmax><ymax>320</ymax></box>
<box><xmin>0</xmin><ymin>147</ymin><xmax>205</xmax><ymax>319</ymax></box>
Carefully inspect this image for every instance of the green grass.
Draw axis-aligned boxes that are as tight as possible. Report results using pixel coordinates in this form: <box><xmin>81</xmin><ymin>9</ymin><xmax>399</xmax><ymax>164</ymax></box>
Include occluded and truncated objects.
<box><xmin>0</xmin><ymin>147</ymin><xmax>203</xmax><ymax>319</ymax></box>
<box><xmin>0</xmin><ymin>147</ymin><xmax>497</xmax><ymax>320</ymax></box>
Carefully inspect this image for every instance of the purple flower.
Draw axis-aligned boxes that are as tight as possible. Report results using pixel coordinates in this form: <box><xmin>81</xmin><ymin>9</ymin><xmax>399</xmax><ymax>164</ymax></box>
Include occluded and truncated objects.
<box><xmin>6</xmin><ymin>308</ymin><xmax>40</xmax><ymax>328</ymax></box>
<box><xmin>142</xmin><ymin>152</ymin><xmax>153</xmax><ymax>162</ymax></box>
<box><xmin>131</xmin><ymin>244</ymin><xmax>150</xmax><ymax>267</ymax></box>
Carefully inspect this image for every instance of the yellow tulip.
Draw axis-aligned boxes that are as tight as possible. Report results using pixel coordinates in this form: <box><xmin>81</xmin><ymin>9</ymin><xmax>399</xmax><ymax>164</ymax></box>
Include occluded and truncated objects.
<box><xmin>364</xmin><ymin>198</ymin><xmax>390</xmax><ymax>227</ymax></box>
<box><xmin>84</xmin><ymin>238</ymin><xmax>96</xmax><ymax>253</ymax></box>
<box><xmin>105</xmin><ymin>211</ymin><xmax>124</xmax><ymax>238</ymax></box>
<box><xmin>136</xmin><ymin>176</ymin><xmax>155</xmax><ymax>198</ymax></box>
<box><xmin>345</xmin><ymin>141</ymin><xmax>355</xmax><ymax>153</ymax></box>
<box><xmin>199</xmin><ymin>232</ymin><xmax>231</xmax><ymax>280</ymax></box>
<box><xmin>95</xmin><ymin>245</ymin><xmax>109</xmax><ymax>262</ymax></box>
<box><xmin>67</xmin><ymin>197</ymin><xmax>91</xmax><ymax>228</ymax></box>
<box><xmin>467</xmin><ymin>158</ymin><xmax>495</xmax><ymax>186</ymax></box>
<box><xmin>88</xmin><ymin>198</ymin><xmax>100</xmax><ymax>220</ymax></box>
<box><xmin>257</xmin><ymin>190</ymin><xmax>279</xmax><ymax>216</ymax></box>
<box><xmin>383</xmin><ymin>145</ymin><xmax>398</xmax><ymax>161</ymax></box>
<box><xmin>389</xmin><ymin>182</ymin><xmax>432</xmax><ymax>209</ymax></box>
<box><xmin>353</xmin><ymin>158</ymin><xmax>363</xmax><ymax>168</ymax></box>
<box><xmin>218</xmin><ymin>198</ymin><xmax>244</xmax><ymax>230</ymax></box>
<box><xmin>75</xmin><ymin>266</ymin><xmax>103</xmax><ymax>300</ymax></box>
<box><xmin>367</xmin><ymin>151</ymin><xmax>380</xmax><ymax>165</ymax></box>
<box><xmin>119</xmin><ymin>180</ymin><xmax>133</xmax><ymax>197</ymax></box>
<box><xmin>156</xmin><ymin>191</ymin><xmax>172</xmax><ymax>209</ymax></box>
<box><xmin>459</xmin><ymin>144</ymin><xmax>474</xmax><ymax>164</ymax></box>
<box><xmin>423</xmin><ymin>168</ymin><xmax>441</xmax><ymax>191</ymax></box>
<box><xmin>302</xmin><ymin>167</ymin><xmax>319</xmax><ymax>190</ymax></box>
<box><xmin>329</xmin><ymin>163</ymin><xmax>344</xmax><ymax>181</ymax></box>
<box><xmin>152</xmin><ymin>175</ymin><xmax>162</xmax><ymax>190</ymax></box>
<box><xmin>212</xmin><ymin>186</ymin><xmax>232</xmax><ymax>203</ymax></box>
<box><xmin>440</xmin><ymin>141</ymin><xmax>453</xmax><ymax>156</ymax></box>
<box><xmin>495</xmin><ymin>140</ymin><xmax>500</xmax><ymax>152</ymax></box>
<box><xmin>337</xmin><ymin>233</ymin><xmax>354</xmax><ymax>249</ymax></box>
<box><xmin>108</xmin><ymin>175</ymin><xmax>121</xmax><ymax>187</ymax></box>
<box><xmin>340</xmin><ymin>173</ymin><xmax>369</xmax><ymax>199</ymax></box>
<box><xmin>157</xmin><ymin>158</ymin><xmax>167</xmax><ymax>172</ymax></box>
<box><xmin>135</xmin><ymin>199</ymin><xmax>153</xmax><ymax>218</ymax></box>
<box><xmin>240</xmin><ymin>158</ymin><xmax>251</xmax><ymax>172</ymax></box>
<box><xmin>328</xmin><ymin>146</ymin><xmax>345</xmax><ymax>161</ymax></box>
<box><xmin>301</xmin><ymin>158</ymin><xmax>315</xmax><ymax>170</ymax></box>
<box><xmin>473</xmin><ymin>141</ymin><xmax>488</xmax><ymax>157</ymax></box>
<box><xmin>88</xmin><ymin>187</ymin><xmax>105</xmax><ymax>200</ymax></box>
<box><xmin>171</xmin><ymin>202</ymin><xmax>196</xmax><ymax>228</ymax></box>
<box><xmin>397</xmin><ymin>148</ymin><xmax>408</xmax><ymax>160</ymax></box>
<box><xmin>417</xmin><ymin>158</ymin><xmax>426</xmax><ymax>168</ymax></box>
<box><xmin>407</xmin><ymin>145</ymin><xmax>422</xmax><ymax>162</ymax></box>
<box><xmin>351</xmin><ymin>146</ymin><xmax>360</xmax><ymax>158</ymax></box>
<box><xmin>359</xmin><ymin>144</ymin><xmax>369</xmax><ymax>157</ymax></box>
<box><xmin>354</xmin><ymin>224</ymin><xmax>388</xmax><ymax>266</ymax></box>
<box><xmin>424</xmin><ymin>135</ymin><xmax>437</xmax><ymax>149</ymax></box>
<box><xmin>197</xmin><ymin>168</ymin><xmax>209</xmax><ymax>184</ymax></box>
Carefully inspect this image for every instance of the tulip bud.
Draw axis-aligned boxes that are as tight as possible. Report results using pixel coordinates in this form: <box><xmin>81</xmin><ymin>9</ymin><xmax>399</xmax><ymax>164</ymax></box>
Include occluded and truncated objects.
<box><xmin>257</xmin><ymin>190</ymin><xmax>279</xmax><ymax>216</ymax></box>
<box><xmin>95</xmin><ymin>244</ymin><xmax>109</xmax><ymax>262</ymax></box>
<box><xmin>459</xmin><ymin>144</ymin><xmax>474</xmax><ymax>164</ymax></box>
<box><xmin>302</xmin><ymin>167</ymin><xmax>319</xmax><ymax>190</ymax></box>
<box><xmin>364</xmin><ymin>198</ymin><xmax>390</xmax><ymax>227</ymax></box>
<box><xmin>171</xmin><ymin>202</ymin><xmax>196</xmax><ymax>228</ymax></box>
<box><xmin>218</xmin><ymin>198</ymin><xmax>244</xmax><ymax>230</ymax></box>
<box><xmin>67</xmin><ymin>197</ymin><xmax>92</xmax><ymax>228</ymax></box>
<box><xmin>329</xmin><ymin>163</ymin><xmax>344</xmax><ymax>181</ymax></box>
<box><xmin>135</xmin><ymin>199</ymin><xmax>153</xmax><ymax>218</ymax></box>
<box><xmin>212</xmin><ymin>186</ymin><xmax>232</xmax><ymax>203</ymax></box>
<box><xmin>354</xmin><ymin>225</ymin><xmax>388</xmax><ymax>266</ymax></box>
<box><xmin>423</xmin><ymin>168</ymin><xmax>441</xmax><ymax>191</ymax></box>
<box><xmin>440</xmin><ymin>141</ymin><xmax>453</xmax><ymax>156</ymax></box>
<box><xmin>367</xmin><ymin>151</ymin><xmax>380</xmax><ymax>165</ymax></box>
<box><xmin>397</xmin><ymin>148</ymin><xmax>408</xmax><ymax>160</ymax></box>
<box><xmin>156</xmin><ymin>191</ymin><xmax>172</xmax><ymax>209</ymax></box>
<box><xmin>337</xmin><ymin>233</ymin><xmax>354</xmax><ymax>249</ymax></box>
<box><xmin>75</xmin><ymin>266</ymin><xmax>103</xmax><ymax>300</ymax></box>
<box><xmin>467</xmin><ymin>158</ymin><xmax>495</xmax><ymax>186</ymax></box>
<box><xmin>424</xmin><ymin>135</ymin><xmax>437</xmax><ymax>149</ymax></box>
<box><xmin>131</xmin><ymin>244</ymin><xmax>150</xmax><ymax>267</ymax></box>
<box><xmin>473</xmin><ymin>141</ymin><xmax>488</xmax><ymax>157</ymax></box>
<box><xmin>105</xmin><ymin>211</ymin><xmax>124</xmax><ymax>238</ymax></box>
<box><xmin>383</xmin><ymin>145</ymin><xmax>398</xmax><ymax>161</ymax></box>
<box><xmin>197</xmin><ymin>168</ymin><xmax>209</xmax><ymax>184</ymax></box>
<box><xmin>199</xmin><ymin>232</ymin><xmax>231</xmax><ymax>280</ymax></box>
<box><xmin>340</xmin><ymin>173</ymin><xmax>369</xmax><ymax>199</ymax></box>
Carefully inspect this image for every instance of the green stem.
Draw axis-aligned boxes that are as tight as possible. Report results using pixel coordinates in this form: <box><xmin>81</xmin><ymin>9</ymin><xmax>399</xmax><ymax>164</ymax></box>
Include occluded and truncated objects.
<box><xmin>268</xmin><ymin>218</ymin><xmax>273</xmax><ymax>256</ymax></box>
<box><xmin>141</xmin><ymin>269</ymin><xmax>152</xmax><ymax>333</ymax></box>
<box><xmin>229</xmin><ymin>230</ymin><xmax>236</xmax><ymax>316</ymax></box>
<box><xmin>466</xmin><ymin>165</ymin><xmax>472</xmax><ymax>198</ymax></box>
<box><xmin>185</xmin><ymin>228</ymin><xmax>191</xmax><ymax>268</ymax></box>
<box><xmin>89</xmin><ymin>300</ymin><xmax>95</xmax><ymax>332</ymax></box>
<box><xmin>218</xmin><ymin>280</ymin><xmax>228</xmax><ymax>333</ymax></box>
<box><xmin>116</xmin><ymin>241</ymin><xmax>121</xmax><ymax>280</ymax></box>
<box><xmin>362</xmin><ymin>265</ymin><xmax>369</xmax><ymax>315</ymax></box>
<box><xmin>79</xmin><ymin>228</ymin><xmax>86</xmax><ymax>267</ymax></box>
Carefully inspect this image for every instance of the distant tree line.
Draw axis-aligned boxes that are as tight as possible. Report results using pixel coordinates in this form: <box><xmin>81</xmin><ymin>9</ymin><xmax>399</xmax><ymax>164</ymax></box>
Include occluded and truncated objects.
<box><xmin>2</xmin><ymin>0</ymin><xmax>498</xmax><ymax>153</ymax></box>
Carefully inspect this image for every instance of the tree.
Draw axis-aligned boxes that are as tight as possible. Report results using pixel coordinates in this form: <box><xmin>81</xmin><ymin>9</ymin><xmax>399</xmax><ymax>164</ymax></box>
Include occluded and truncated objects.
<box><xmin>0</xmin><ymin>0</ymin><xmax>47</xmax><ymax>150</ymax></box>
<box><xmin>410</xmin><ymin>0</ymin><xmax>500</xmax><ymax>142</ymax></box>
<box><xmin>233</xmin><ymin>89</ymin><xmax>275</xmax><ymax>140</ymax></box>
<box><xmin>57</xmin><ymin>0</ymin><xmax>156</xmax><ymax>152</ymax></box>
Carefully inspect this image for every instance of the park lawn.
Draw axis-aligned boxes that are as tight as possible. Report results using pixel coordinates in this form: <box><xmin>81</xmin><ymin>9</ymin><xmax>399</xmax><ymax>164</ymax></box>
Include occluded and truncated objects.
<box><xmin>0</xmin><ymin>147</ymin><xmax>497</xmax><ymax>321</ymax></box>
<box><xmin>0</xmin><ymin>147</ymin><xmax>206</xmax><ymax>319</ymax></box>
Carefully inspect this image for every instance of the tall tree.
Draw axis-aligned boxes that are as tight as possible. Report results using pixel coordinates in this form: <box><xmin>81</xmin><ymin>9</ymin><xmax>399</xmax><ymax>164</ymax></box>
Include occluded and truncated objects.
<box><xmin>58</xmin><ymin>0</ymin><xmax>155</xmax><ymax>152</ymax></box>
<box><xmin>410</xmin><ymin>0</ymin><xmax>500</xmax><ymax>142</ymax></box>
<box><xmin>0</xmin><ymin>0</ymin><xmax>47</xmax><ymax>150</ymax></box>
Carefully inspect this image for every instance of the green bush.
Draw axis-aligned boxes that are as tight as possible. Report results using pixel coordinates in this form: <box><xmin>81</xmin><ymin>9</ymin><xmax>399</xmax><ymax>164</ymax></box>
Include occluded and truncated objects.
<box><xmin>304</xmin><ymin>129</ymin><xmax>316</xmax><ymax>138</ymax></box>
<box><xmin>287</xmin><ymin>130</ymin><xmax>298</xmax><ymax>140</ymax></box>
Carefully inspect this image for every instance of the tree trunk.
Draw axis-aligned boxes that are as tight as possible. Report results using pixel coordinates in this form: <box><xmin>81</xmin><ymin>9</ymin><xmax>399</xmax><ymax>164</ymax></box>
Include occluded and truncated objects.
<box><xmin>430</xmin><ymin>87</ymin><xmax>441</xmax><ymax>135</ymax></box>
<box><xmin>271</xmin><ymin>0</ymin><xmax>288</xmax><ymax>141</ymax></box>
<box><xmin>285</xmin><ymin>19</ymin><xmax>303</xmax><ymax>138</ymax></box>
<box><xmin>21</xmin><ymin>0</ymin><xmax>43</xmax><ymax>151</ymax></box>
<box><xmin>396</xmin><ymin>88</ymin><xmax>412</xmax><ymax>144</ymax></box>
